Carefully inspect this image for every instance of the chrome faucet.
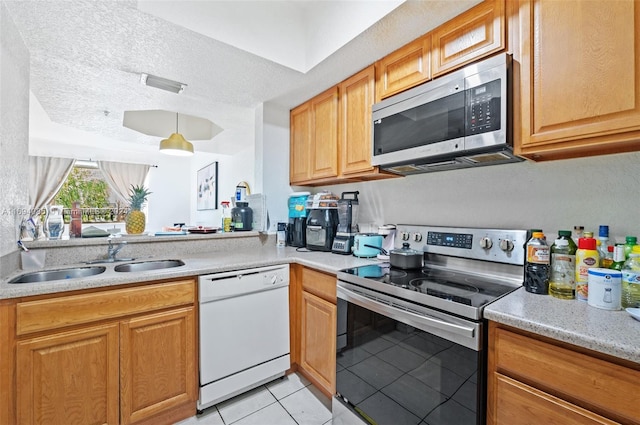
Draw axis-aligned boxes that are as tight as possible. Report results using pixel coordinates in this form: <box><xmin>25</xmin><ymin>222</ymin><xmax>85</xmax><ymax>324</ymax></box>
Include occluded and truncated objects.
<box><xmin>107</xmin><ymin>240</ymin><xmax>127</xmax><ymax>261</ymax></box>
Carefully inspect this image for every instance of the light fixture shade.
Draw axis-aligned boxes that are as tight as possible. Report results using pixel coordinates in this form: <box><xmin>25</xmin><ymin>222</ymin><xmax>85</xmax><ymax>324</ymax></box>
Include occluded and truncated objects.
<box><xmin>159</xmin><ymin>133</ymin><xmax>194</xmax><ymax>156</ymax></box>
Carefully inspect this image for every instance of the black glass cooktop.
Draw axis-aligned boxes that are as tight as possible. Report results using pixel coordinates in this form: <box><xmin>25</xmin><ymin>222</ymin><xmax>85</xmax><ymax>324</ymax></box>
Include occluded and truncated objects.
<box><xmin>339</xmin><ymin>263</ymin><xmax>518</xmax><ymax>310</ymax></box>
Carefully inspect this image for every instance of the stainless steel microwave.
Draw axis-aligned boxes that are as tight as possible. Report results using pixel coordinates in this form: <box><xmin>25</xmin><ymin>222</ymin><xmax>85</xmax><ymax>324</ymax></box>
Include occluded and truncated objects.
<box><xmin>371</xmin><ymin>53</ymin><xmax>522</xmax><ymax>175</ymax></box>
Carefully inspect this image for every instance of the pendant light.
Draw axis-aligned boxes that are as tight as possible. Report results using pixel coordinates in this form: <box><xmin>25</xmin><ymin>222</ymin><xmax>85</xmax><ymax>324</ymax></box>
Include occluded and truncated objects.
<box><xmin>159</xmin><ymin>112</ymin><xmax>194</xmax><ymax>156</ymax></box>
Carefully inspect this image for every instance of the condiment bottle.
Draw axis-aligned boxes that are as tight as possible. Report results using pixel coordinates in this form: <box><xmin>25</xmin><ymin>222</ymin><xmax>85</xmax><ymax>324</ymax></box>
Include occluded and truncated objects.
<box><xmin>549</xmin><ymin>230</ymin><xmax>577</xmax><ymax>299</ymax></box>
<box><xmin>525</xmin><ymin>232</ymin><xmax>549</xmax><ymax>295</ymax></box>
<box><xmin>573</xmin><ymin>226</ymin><xmax>584</xmax><ymax>245</ymax></box>
<box><xmin>597</xmin><ymin>225</ymin><xmax>613</xmax><ymax>267</ymax></box>
<box><xmin>221</xmin><ymin>201</ymin><xmax>232</xmax><ymax>232</ymax></box>
<box><xmin>610</xmin><ymin>245</ymin><xmax>626</xmax><ymax>271</ymax></box>
<box><xmin>575</xmin><ymin>236</ymin><xmax>599</xmax><ymax>302</ymax></box>
<box><xmin>602</xmin><ymin>245</ymin><xmax>614</xmax><ymax>269</ymax></box>
<box><xmin>70</xmin><ymin>201</ymin><xmax>82</xmax><ymax>238</ymax></box>
<box><xmin>621</xmin><ymin>245</ymin><xmax>640</xmax><ymax>308</ymax></box>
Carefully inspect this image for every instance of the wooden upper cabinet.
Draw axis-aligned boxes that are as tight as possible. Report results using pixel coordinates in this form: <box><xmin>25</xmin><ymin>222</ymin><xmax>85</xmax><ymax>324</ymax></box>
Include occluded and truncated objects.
<box><xmin>432</xmin><ymin>0</ymin><xmax>505</xmax><ymax>77</ymax></box>
<box><xmin>516</xmin><ymin>0</ymin><xmax>640</xmax><ymax>161</ymax></box>
<box><xmin>339</xmin><ymin>66</ymin><xmax>376</xmax><ymax>175</ymax></box>
<box><xmin>310</xmin><ymin>87</ymin><xmax>339</xmax><ymax>179</ymax></box>
<box><xmin>375</xmin><ymin>34</ymin><xmax>431</xmax><ymax>102</ymax></box>
<box><xmin>290</xmin><ymin>103</ymin><xmax>312</xmax><ymax>184</ymax></box>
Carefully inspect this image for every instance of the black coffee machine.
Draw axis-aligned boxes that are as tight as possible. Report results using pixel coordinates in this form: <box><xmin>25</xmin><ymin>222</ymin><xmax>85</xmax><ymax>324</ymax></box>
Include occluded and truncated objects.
<box><xmin>286</xmin><ymin>192</ymin><xmax>309</xmax><ymax>247</ymax></box>
<box><xmin>306</xmin><ymin>207</ymin><xmax>339</xmax><ymax>252</ymax></box>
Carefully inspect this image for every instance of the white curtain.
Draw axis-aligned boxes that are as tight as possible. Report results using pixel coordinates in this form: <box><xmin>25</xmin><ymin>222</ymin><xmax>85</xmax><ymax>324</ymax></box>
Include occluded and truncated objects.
<box><xmin>28</xmin><ymin>156</ymin><xmax>76</xmax><ymax>216</ymax></box>
<box><xmin>98</xmin><ymin>161</ymin><xmax>150</xmax><ymax>203</ymax></box>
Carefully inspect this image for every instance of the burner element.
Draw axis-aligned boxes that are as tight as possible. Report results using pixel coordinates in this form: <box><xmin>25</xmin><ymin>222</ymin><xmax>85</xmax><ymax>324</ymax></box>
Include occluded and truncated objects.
<box><xmin>408</xmin><ymin>278</ymin><xmax>479</xmax><ymax>305</ymax></box>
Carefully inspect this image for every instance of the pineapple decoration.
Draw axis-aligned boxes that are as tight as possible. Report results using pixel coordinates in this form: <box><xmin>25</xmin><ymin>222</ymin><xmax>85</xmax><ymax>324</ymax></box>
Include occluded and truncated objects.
<box><xmin>125</xmin><ymin>184</ymin><xmax>152</xmax><ymax>234</ymax></box>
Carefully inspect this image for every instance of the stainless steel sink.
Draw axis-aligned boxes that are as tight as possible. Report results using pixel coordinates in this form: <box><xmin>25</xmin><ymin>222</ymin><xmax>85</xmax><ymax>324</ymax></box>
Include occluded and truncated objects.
<box><xmin>114</xmin><ymin>259</ymin><xmax>185</xmax><ymax>273</ymax></box>
<box><xmin>9</xmin><ymin>266</ymin><xmax>107</xmax><ymax>284</ymax></box>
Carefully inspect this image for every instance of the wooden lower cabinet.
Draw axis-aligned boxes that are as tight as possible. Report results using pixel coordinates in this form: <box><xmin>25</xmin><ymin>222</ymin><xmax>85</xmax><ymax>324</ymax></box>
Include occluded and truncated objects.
<box><xmin>120</xmin><ymin>307</ymin><xmax>196</xmax><ymax>425</ymax></box>
<box><xmin>17</xmin><ymin>323</ymin><xmax>120</xmax><ymax>425</ymax></box>
<box><xmin>300</xmin><ymin>291</ymin><xmax>336</xmax><ymax>397</ymax></box>
<box><xmin>488</xmin><ymin>322</ymin><xmax>640</xmax><ymax>425</ymax></box>
<box><xmin>8</xmin><ymin>278</ymin><xmax>198</xmax><ymax>425</ymax></box>
<box><xmin>494</xmin><ymin>374</ymin><xmax>617</xmax><ymax>425</ymax></box>
<box><xmin>290</xmin><ymin>265</ymin><xmax>337</xmax><ymax>398</ymax></box>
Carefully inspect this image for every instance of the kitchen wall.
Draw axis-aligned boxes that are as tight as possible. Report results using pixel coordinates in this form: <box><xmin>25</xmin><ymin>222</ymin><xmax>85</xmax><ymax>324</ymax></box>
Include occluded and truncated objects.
<box><xmin>319</xmin><ymin>151</ymin><xmax>640</xmax><ymax>245</ymax></box>
<box><xmin>0</xmin><ymin>2</ymin><xmax>29</xmax><ymax>275</ymax></box>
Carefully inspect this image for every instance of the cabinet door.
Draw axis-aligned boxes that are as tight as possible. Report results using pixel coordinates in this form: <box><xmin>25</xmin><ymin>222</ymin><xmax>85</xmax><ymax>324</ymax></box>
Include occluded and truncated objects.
<box><xmin>432</xmin><ymin>0</ymin><xmax>505</xmax><ymax>77</ymax></box>
<box><xmin>120</xmin><ymin>307</ymin><xmax>196</xmax><ymax>425</ymax></box>
<box><xmin>339</xmin><ymin>66</ymin><xmax>376</xmax><ymax>175</ymax></box>
<box><xmin>517</xmin><ymin>0</ymin><xmax>640</xmax><ymax>161</ymax></box>
<box><xmin>290</xmin><ymin>102</ymin><xmax>312</xmax><ymax>184</ymax></box>
<box><xmin>310</xmin><ymin>87</ymin><xmax>339</xmax><ymax>179</ymax></box>
<box><xmin>16</xmin><ymin>323</ymin><xmax>120</xmax><ymax>425</ymax></box>
<box><xmin>375</xmin><ymin>34</ymin><xmax>431</xmax><ymax>102</ymax></box>
<box><xmin>300</xmin><ymin>291</ymin><xmax>337</xmax><ymax>397</ymax></box>
<box><xmin>493</xmin><ymin>374</ymin><xmax>619</xmax><ymax>425</ymax></box>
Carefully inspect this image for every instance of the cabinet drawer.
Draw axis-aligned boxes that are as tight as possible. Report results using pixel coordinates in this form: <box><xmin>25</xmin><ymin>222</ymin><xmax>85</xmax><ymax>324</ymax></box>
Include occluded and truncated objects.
<box><xmin>16</xmin><ymin>279</ymin><xmax>196</xmax><ymax>336</ymax></box>
<box><xmin>494</xmin><ymin>374</ymin><xmax>619</xmax><ymax>425</ymax></box>
<box><xmin>301</xmin><ymin>267</ymin><xmax>336</xmax><ymax>304</ymax></box>
<box><xmin>493</xmin><ymin>327</ymin><xmax>640</xmax><ymax>424</ymax></box>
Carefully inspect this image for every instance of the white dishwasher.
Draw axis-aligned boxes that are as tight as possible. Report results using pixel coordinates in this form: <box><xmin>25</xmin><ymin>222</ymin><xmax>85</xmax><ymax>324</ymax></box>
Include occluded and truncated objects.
<box><xmin>198</xmin><ymin>264</ymin><xmax>290</xmax><ymax>411</ymax></box>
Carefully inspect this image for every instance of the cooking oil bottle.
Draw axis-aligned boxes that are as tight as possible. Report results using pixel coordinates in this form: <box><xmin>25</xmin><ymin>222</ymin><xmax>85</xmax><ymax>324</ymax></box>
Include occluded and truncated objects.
<box><xmin>622</xmin><ymin>245</ymin><xmax>640</xmax><ymax>308</ymax></box>
<box><xmin>549</xmin><ymin>230</ymin><xmax>577</xmax><ymax>299</ymax></box>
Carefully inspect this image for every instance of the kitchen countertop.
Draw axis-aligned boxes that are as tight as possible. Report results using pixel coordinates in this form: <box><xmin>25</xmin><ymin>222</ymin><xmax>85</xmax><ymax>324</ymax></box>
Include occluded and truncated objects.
<box><xmin>3</xmin><ymin>245</ymin><xmax>638</xmax><ymax>365</ymax></box>
<box><xmin>485</xmin><ymin>287</ymin><xmax>640</xmax><ymax>364</ymax></box>
<box><xmin>0</xmin><ymin>246</ymin><xmax>379</xmax><ymax>300</ymax></box>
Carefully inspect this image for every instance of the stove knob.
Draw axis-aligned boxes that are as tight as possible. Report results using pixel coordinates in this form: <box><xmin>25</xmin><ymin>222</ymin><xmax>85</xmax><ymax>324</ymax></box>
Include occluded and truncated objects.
<box><xmin>479</xmin><ymin>237</ymin><xmax>493</xmax><ymax>249</ymax></box>
<box><xmin>400</xmin><ymin>231</ymin><xmax>410</xmax><ymax>241</ymax></box>
<box><xmin>500</xmin><ymin>239</ymin><xmax>514</xmax><ymax>252</ymax></box>
<box><xmin>412</xmin><ymin>233</ymin><xmax>423</xmax><ymax>242</ymax></box>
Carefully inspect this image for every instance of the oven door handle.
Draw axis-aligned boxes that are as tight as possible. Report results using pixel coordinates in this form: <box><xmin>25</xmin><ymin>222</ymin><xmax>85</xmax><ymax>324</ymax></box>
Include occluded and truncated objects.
<box><xmin>337</xmin><ymin>285</ymin><xmax>476</xmax><ymax>339</ymax></box>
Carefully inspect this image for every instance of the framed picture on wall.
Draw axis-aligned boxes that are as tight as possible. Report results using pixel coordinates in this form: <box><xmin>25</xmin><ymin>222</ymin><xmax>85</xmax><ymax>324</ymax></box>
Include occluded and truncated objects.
<box><xmin>197</xmin><ymin>162</ymin><xmax>218</xmax><ymax>210</ymax></box>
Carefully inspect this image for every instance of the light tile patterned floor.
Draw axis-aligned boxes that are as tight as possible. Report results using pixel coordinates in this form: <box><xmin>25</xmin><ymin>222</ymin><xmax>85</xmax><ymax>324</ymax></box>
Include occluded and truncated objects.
<box><xmin>176</xmin><ymin>373</ymin><xmax>332</xmax><ymax>425</ymax></box>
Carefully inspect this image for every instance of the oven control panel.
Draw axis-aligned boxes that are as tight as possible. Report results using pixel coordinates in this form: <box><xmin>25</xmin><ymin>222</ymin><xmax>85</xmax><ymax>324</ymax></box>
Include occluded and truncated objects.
<box><xmin>396</xmin><ymin>224</ymin><xmax>527</xmax><ymax>265</ymax></box>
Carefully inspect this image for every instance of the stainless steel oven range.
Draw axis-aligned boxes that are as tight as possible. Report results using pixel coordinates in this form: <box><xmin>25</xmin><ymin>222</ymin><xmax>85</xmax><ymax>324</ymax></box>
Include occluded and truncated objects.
<box><xmin>334</xmin><ymin>225</ymin><xmax>527</xmax><ymax>425</ymax></box>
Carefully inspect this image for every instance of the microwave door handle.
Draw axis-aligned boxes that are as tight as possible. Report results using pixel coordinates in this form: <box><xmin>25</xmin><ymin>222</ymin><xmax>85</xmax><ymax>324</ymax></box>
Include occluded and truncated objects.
<box><xmin>423</xmin><ymin>160</ymin><xmax>460</xmax><ymax>168</ymax></box>
<box><xmin>337</xmin><ymin>285</ymin><xmax>475</xmax><ymax>339</ymax></box>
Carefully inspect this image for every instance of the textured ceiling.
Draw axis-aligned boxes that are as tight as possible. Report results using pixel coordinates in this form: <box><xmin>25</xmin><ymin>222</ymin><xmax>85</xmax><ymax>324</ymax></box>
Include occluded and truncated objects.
<box><xmin>5</xmin><ymin>0</ymin><xmax>480</xmax><ymax>157</ymax></box>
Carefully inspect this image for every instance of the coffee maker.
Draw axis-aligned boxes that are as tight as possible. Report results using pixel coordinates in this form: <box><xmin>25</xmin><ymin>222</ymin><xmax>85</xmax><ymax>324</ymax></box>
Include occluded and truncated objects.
<box><xmin>286</xmin><ymin>192</ymin><xmax>309</xmax><ymax>247</ymax></box>
<box><xmin>331</xmin><ymin>191</ymin><xmax>359</xmax><ymax>254</ymax></box>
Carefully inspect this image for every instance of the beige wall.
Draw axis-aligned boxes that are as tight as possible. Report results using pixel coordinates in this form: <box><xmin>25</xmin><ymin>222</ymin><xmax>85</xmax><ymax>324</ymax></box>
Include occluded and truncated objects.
<box><xmin>0</xmin><ymin>2</ymin><xmax>29</xmax><ymax>275</ymax></box>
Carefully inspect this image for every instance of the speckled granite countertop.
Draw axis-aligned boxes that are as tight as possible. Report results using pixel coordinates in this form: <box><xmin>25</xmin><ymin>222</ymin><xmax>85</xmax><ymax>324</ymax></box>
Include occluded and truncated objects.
<box><xmin>485</xmin><ymin>287</ymin><xmax>640</xmax><ymax>364</ymax></box>
<box><xmin>0</xmin><ymin>246</ymin><xmax>379</xmax><ymax>300</ymax></box>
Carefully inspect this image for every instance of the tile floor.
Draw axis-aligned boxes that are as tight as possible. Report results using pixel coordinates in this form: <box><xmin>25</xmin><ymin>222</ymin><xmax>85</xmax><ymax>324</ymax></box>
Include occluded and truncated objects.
<box><xmin>176</xmin><ymin>373</ymin><xmax>332</xmax><ymax>425</ymax></box>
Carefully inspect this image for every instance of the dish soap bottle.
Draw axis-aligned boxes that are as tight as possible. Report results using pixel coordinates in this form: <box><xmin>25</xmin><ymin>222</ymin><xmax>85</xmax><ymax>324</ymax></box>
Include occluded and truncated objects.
<box><xmin>549</xmin><ymin>230</ymin><xmax>577</xmax><ymax>299</ymax></box>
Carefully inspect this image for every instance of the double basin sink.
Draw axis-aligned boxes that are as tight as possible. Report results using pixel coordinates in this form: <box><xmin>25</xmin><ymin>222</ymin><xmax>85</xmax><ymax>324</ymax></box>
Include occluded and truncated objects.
<box><xmin>8</xmin><ymin>259</ymin><xmax>185</xmax><ymax>284</ymax></box>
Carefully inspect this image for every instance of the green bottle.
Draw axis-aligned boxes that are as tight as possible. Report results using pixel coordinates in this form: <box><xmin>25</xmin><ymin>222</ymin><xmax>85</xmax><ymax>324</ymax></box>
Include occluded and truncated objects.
<box><xmin>624</xmin><ymin>236</ymin><xmax>637</xmax><ymax>259</ymax></box>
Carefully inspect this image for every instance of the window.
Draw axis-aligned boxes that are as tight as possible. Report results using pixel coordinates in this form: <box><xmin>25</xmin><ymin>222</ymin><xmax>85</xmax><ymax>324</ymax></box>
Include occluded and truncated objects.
<box><xmin>53</xmin><ymin>162</ymin><xmax>126</xmax><ymax>225</ymax></box>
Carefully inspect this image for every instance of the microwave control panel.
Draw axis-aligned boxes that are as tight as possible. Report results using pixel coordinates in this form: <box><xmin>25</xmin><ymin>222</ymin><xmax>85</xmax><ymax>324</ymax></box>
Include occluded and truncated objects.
<box><xmin>466</xmin><ymin>78</ymin><xmax>501</xmax><ymax>135</ymax></box>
